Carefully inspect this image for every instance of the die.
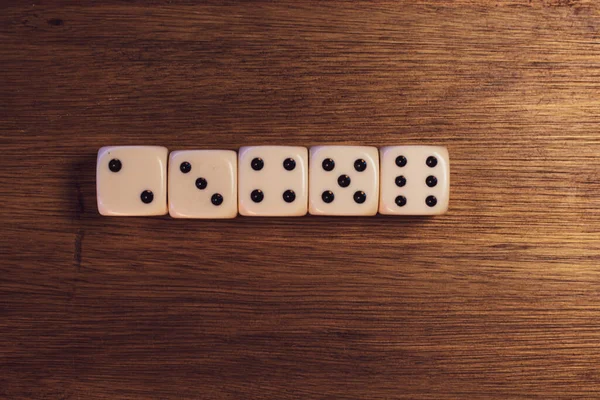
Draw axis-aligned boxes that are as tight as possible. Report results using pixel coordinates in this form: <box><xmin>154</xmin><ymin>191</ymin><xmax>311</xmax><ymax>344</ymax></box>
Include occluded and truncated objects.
<box><xmin>379</xmin><ymin>145</ymin><xmax>450</xmax><ymax>215</ymax></box>
<box><xmin>308</xmin><ymin>146</ymin><xmax>379</xmax><ymax>216</ymax></box>
<box><xmin>168</xmin><ymin>150</ymin><xmax>238</xmax><ymax>219</ymax></box>
<box><xmin>238</xmin><ymin>146</ymin><xmax>308</xmax><ymax>216</ymax></box>
<box><xmin>96</xmin><ymin>146</ymin><xmax>168</xmax><ymax>216</ymax></box>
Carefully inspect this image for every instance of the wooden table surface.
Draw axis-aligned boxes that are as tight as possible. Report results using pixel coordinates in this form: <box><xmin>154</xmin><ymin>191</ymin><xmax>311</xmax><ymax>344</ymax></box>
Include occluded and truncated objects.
<box><xmin>2</xmin><ymin>1</ymin><xmax>600</xmax><ymax>398</ymax></box>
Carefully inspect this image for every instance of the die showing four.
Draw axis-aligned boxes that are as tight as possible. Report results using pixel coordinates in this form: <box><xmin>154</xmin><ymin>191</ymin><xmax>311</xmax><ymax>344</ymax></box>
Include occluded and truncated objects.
<box><xmin>238</xmin><ymin>146</ymin><xmax>308</xmax><ymax>217</ymax></box>
<box><xmin>97</xmin><ymin>145</ymin><xmax>449</xmax><ymax>217</ymax></box>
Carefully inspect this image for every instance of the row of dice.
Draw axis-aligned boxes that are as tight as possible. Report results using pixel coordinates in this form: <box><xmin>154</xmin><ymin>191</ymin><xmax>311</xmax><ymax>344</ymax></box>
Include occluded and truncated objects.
<box><xmin>97</xmin><ymin>145</ymin><xmax>449</xmax><ymax>218</ymax></box>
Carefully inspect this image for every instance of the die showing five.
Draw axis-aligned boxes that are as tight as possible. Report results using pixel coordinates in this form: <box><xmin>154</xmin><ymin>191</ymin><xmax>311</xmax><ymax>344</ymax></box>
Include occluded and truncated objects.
<box><xmin>97</xmin><ymin>145</ymin><xmax>449</xmax><ymax>218</ymax></box>
<box><xmin>309</xmin><ymin>146</ymin><xmax>380</xmax><ymax>216</ymax></box>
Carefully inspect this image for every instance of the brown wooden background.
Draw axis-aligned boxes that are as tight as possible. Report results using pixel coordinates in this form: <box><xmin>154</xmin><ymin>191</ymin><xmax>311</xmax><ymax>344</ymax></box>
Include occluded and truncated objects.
<box><xmin>2</xmin><ymin>1</ymin><xmax>600</xmax><ymax>398</ymax></box>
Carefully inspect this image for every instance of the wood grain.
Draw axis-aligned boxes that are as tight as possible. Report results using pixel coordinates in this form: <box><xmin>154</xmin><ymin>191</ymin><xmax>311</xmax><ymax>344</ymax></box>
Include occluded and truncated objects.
<box><xmin>1</xmin><ymin>1</ymin><xmax>600</xmax><ymax>398</ymax></box>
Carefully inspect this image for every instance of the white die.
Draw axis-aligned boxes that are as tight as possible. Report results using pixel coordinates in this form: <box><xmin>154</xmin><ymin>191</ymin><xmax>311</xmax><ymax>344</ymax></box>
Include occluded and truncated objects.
<box><xmin>96</xmin><ymin>146</ymin><xmax>168</xmax><ymax>216</ymax></box>
<box><xmin>168</xmin><ymin>150</ymin><xmax>238</xmax><ymax>219</ymax></box>
<box><xmin>238</xmin><ymin>146</ymin><xmax>308</xmax><ymax>216</ymax></box>
<box><xmin>308</xmin><ymin>146</ymin><xmax>379</xmax><ymax>216</ymax></box>
<box><xmin>379</xmin><ymin>146</ymin><xmax>450</xmax><ymax>215</ymax></box>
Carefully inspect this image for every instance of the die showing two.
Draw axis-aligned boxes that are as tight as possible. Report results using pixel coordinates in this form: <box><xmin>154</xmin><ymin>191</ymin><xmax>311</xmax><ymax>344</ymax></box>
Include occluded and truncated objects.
<box><xmin>96</xmin><ymin>145</ymin><xmax>449</xmax><ymax>217</ymax></box>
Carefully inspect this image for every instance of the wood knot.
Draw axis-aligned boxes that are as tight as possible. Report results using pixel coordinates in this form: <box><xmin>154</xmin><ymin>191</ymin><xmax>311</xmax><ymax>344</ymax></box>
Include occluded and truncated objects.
<box><xmin>47</xmin><ymin>18</ymin><xmax>64</xmax><ymax>26</ymax></box>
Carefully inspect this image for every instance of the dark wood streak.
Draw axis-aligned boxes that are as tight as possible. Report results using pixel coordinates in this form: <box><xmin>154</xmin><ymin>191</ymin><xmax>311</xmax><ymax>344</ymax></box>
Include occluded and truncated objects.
<box><xmin>1</xmin><ymin>0</ymin><xmax>600</xmax><ymax>398</ymax></box>
<box><xmin>73</xmin><ymin>229</ymin><xmax>84</xmax><ymax>273</ymax></box>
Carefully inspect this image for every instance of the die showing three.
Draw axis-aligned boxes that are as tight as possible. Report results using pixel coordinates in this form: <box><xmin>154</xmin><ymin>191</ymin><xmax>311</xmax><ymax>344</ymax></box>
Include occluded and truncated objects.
<box><xmin>167</xmin><ymin>150</ymin><xmax>237</xmax><ymax>219</ymax></box>
<box><xmin>178</xmin><ymin>159</ymin><xmax>223</xmax><ymax>206</ymax></box>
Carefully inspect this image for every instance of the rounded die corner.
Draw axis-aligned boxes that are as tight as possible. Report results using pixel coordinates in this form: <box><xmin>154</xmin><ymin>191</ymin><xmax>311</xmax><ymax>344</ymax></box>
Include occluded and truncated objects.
<box><xmin>97</xmin><ymin>146</ymin><xmax>114</xmax><ymax>157</ymax></box>
<box><xmin>168</xmin><ymin>149</ymin><xmax>184</xmax><ymax>159</ymax></box>
<box><xmin>96</xmin><ymin>201</ymin><xmax>112</xmax><ymax>217</ymax></box>
<box><xmin>167</xmin><ymin>205</ymin><xmax>185</xmax><ymax>219</ymax></box>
